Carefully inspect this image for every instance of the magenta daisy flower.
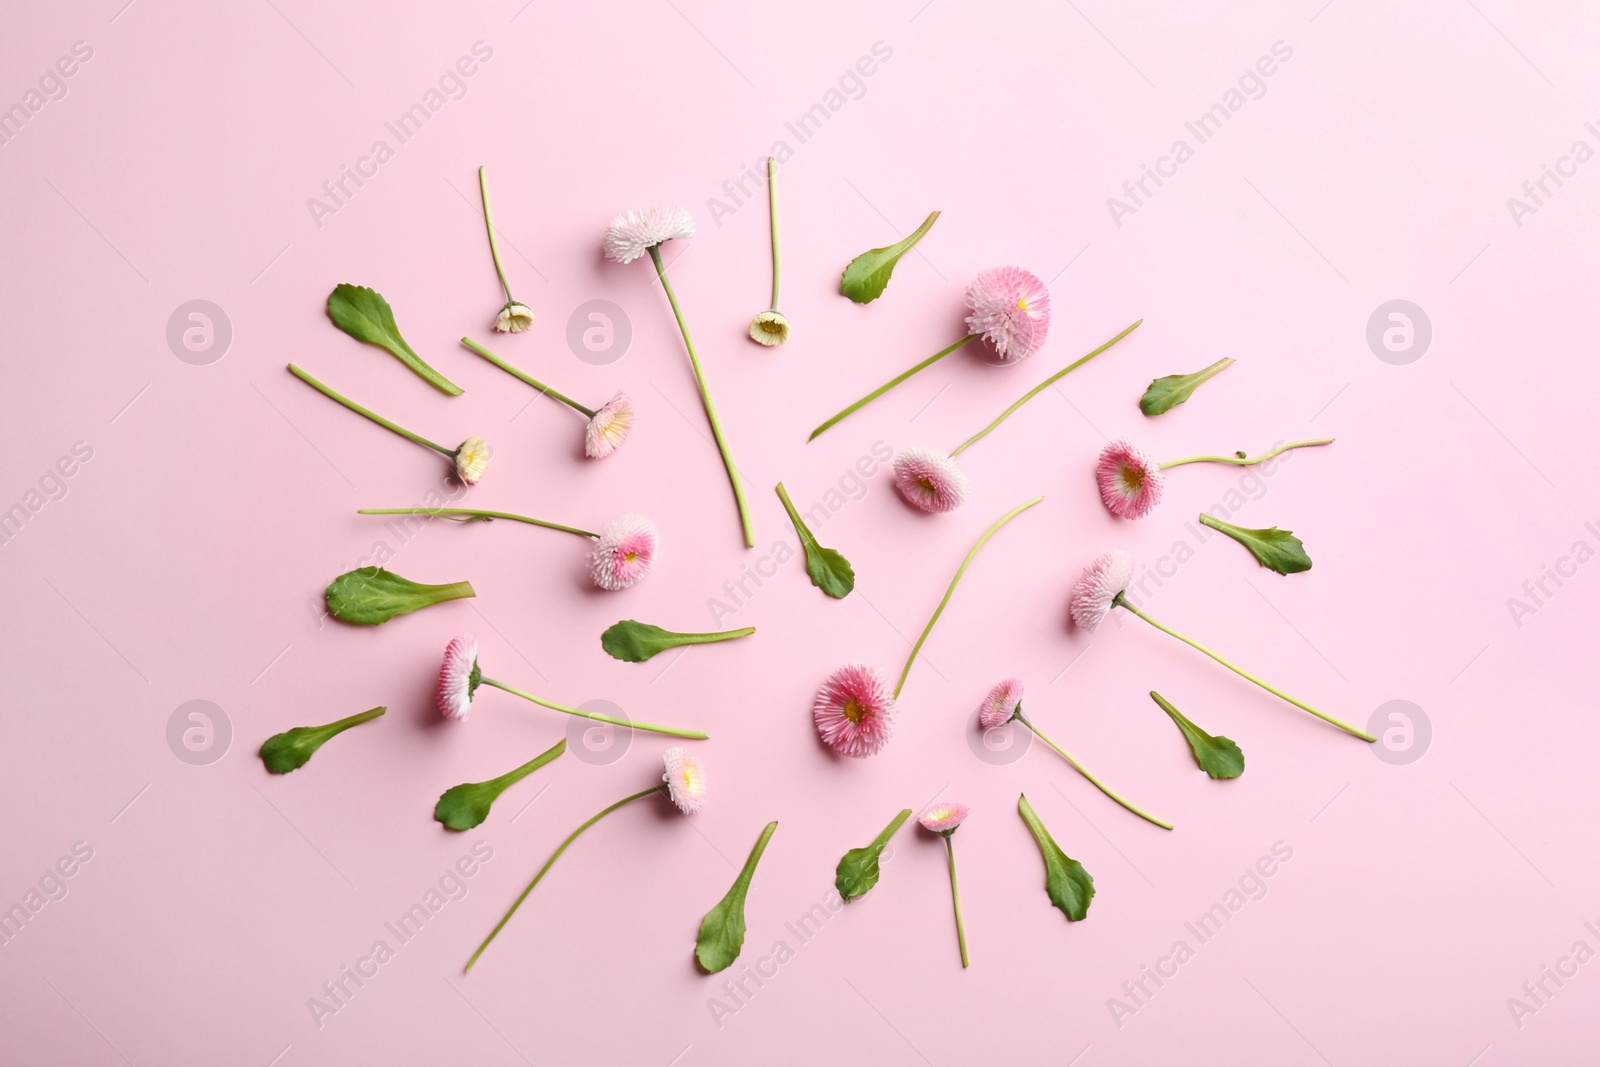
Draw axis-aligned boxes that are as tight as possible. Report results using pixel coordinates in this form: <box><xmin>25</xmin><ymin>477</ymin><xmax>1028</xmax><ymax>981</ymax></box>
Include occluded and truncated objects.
<box><xmin>585</xmin><ymin>392</ymin><xmax>635</xmax><ymax>459</ymax></box>
<box><xmin>662</xmin><ymin>746</ymin><xmax>708</xmax><ymax>814</ymax></box>
<box><xmin>1069</xmin><ymin>550</ymin><xmax>1134</xmax><ymax>632</ymax></box>
<box><xmin>918</xmin><ymin>801</ymin><xmax>969</xmax><ymax>835</ymax></box>
<box><xmin>589</xmin><ymin>514</ymin><xmax>658</xmax><ymax>591</ymax></box>
<box><xmin>437</xmin><ymin>634</ymin><xmax>480</xmax><ymax>721</ymax></box>
<box><xmin>965</xmin><ymin>266</ymin><xmax>1051</xmax><ymax>362</ymax></box>
<box><xmin>892</xmin><ymin>447</ymin><xmax>970</xmax><ymax>513</ymax></box>
<box><xmin>1096</xmin><ymin>439</ymin><xmax>1164</xmax><ymax>519</ymax></box>
<box><xmin>813</xmin><ymin>664</ymin><xmax>896</xmax><ymax>758</ymax></box>
<box><xmin>978</xmin><ymin>678</ymin><xmax>1024</xmax><ymax>729</ymax></box>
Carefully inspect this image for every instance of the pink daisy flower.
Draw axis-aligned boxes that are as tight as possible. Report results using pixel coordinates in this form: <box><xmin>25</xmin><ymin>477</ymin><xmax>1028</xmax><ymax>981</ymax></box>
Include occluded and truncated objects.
<box><xmin>603</xmin><ymin>206</ymin><xmax>696</xmax><ymax>264</ymax></box>
<box><xmin>1096</xmin><ymin>439</ymin><xmax>1164</xmax><ymax>519</ymax></box>
<box><xmin>589</xmin><ymin>514</ymin><xmax>658</xmax><ymax>591</ymax></box>
<box><xmin>437</xmin><ymin>634</ymin><xmax>480</xmax><ymax>721</ymax></box>
<box><xmin>585</xmin><ymin>391</ymin><xmax>635</xmax><ymax>459</ymax></box>
<box><xmin>662</xmin><ymin>747</ymin><xmax>708</xmax><ymax>814</ymax></box>
<box><xmin>965</xmin><ymin>267</ymin><xmax>1051</xmax><ymax>362</ymax></box>
<box><xmin>978</xmin><ymin>678</ymin><xmax>1024</xmax><ymax>729</ymax></box>
<box><xmin>813</xmin><ymin>664</ymin><xmax>896</xmax><ymax>758</ymax></box>
<box><xmin>918</xmin><ymin>801</ymin><xmax>969</xmax><ymax>835</ymax></box>
<box><xmin>1069</xmin><ymin>550</ymin><xmax>1134</xmax><ymax>632</ymax></box>
<box><xmin>892</xmin><ymin>447</ymin><xmax>970</xmax><ymax>513</ymax></box>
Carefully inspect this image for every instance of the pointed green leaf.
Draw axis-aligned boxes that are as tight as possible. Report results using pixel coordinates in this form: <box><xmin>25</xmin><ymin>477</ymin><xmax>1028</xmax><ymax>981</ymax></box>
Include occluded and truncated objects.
<box><xmin>1016</xmin><ymin>793</ymin><xmax>1095</xmax><ymax>921</ymax></box>
<box><xmin>259</xmin><ymin>707</ymin><xmax>385</xmax><ymax>774</ymax></box>
<box><xmin>1198</xmin><ymin>513</ymin><xmax>1312</xmax><ymax>575</ymax></box>
<box><xmin>839</xmin><ymin>211</ymin><xmax>939</xmax><ymax>304</ymax></box>
<box><xmin>326</xmin><ymin>284</ymin><xmax>463</xmax><ymax>395</ymax></box>
<box><xmin>599</xmin><ymin>620</ymin><xmax>756</xmax><ymax>663</ymax></box>
<box><xmin>696</xmin><ymin>821</ymin><xmax>778</xmax><ymax>973</ymax></box>
<box><xmin>1139</xmin><ymin>357</ymin><xmax>1235</xmax><ymax>416</ymax></box>
<box><xmin>434</xmin><ymin>739</ymin><xmax>566</xmax><ymax>830</ymax></box>
<box><xmin>835</xmin><ymin>808</ymin><xmax>912</xmax><ymax>901</ymax></box>
<box><xmin>326</xmin><ymin>568</ymin><xmax>475</xmax><ymax>626</ymax></box>
<box><xmin>775</xmin><ymin>482</ymin><xmax>854</xmax><ymax>598</ymax></box>
<box><xmin>1150</xmin><ymin>692</ymin><xmax>1244</xmax><ymax>779</ymax></box>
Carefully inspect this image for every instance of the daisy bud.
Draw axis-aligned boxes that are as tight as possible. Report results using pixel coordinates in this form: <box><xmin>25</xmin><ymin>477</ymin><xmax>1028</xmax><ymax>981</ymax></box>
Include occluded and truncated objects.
<box><xmin>747</xmin><ymin>310</ymin><xmax>790</xmax><ymax>347</ymax></box>
<box><xmin>494</xmin><ymin>301</ymin><xmax>535</xmax><ymax>333</ymax></box>
<box><xmin>453</xmin><ymin>437</ymin><xmax>491</xmax><ymax>485</ymax></box>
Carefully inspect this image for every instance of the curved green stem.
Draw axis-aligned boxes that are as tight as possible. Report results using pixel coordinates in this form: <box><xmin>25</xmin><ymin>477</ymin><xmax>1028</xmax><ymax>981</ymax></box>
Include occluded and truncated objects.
<box><xmin>479</xmin><ymin>676</ymin><xmax>709</xmax><ymax>739</ymax></box>
<box><xmin>460</xmin><ymin>338</ymin><xmax>595</xmax><ymax>417</ymax></box>
<box><xmin>1159</xmin><ymin>438</ymin><xmax>1334</xmax><ymax>470</ymax></box>
<box><xmin>1017</xmin><ymin>713</ymin><xmax>1173</xmax><ymax>830</ymax></box>
<box><xmin>949</xmin><ymin>319</ymin><xmax>1143</xmax><ymax>458</ymax></box>
<box><xmin>478</xmin><ymin>166</ymin><xmax>515</xmax><ymax>304</ymax></box>
<box><xmin>944</xmin><ymin>836</ymin><xmax>969</xmax><ymax>968</ymax></box>
<box><xmin>810</xmin><ymin>335</ymin><xmax>974</xmax><ymax>441</ymax></box>
<box><xmin>895</xmin><ymin>496</ymin><xmax>1042</xmax><ymax>698</ymax></box>
<box><xmin>288</xmin><ymin>364</ymin><xmax>451</xmax><ymax>455</ymax></box>
<box><xmin>356</xmin><ymin>508</ymin><xmax>597</xmax><ymax>539</ymax></box>
<box><xmin>766</xmin><ymin>156</ymin><xmax>781</xmax><ymax>310</ymax></box>
<box><xmin>465</xmin><ymin>785</ymin><xmax>662</xmax><ymax>972</ymax></box>
<box><xmin>648</xmin><ymin>245</ymin><xmax>755</xmax><ymax>548</ymax></box>
<box><xmin>1114</xmin><ymin>594</ymin><xmax>1375</xmax><ymax>741</ymax></box>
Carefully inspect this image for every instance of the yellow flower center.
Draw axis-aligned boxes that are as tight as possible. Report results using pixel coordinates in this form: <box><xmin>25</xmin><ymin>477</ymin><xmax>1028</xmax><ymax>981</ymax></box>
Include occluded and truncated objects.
<box><xmin>1121</xmin><ymin>464</ymin><xmax>1144</xmax><ymax>490</ymax></box>
<box><xmin>1016</xmin><ymin>297</ymin><xmax>1029</xmax><ymax>311</ymax></box>
<box><xmin>624</xmin><ymin>551</ymin><xmax>638</xmax><ymax>562</ymax></box>
<box><xmin>843</xmin><ymin>698</ymin><xmax>865</xmax><ymax>724</ymax></box>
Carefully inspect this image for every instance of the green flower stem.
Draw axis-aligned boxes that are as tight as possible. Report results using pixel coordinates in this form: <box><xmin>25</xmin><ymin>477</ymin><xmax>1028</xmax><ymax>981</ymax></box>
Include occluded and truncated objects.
<box><xmin>774</xmin><ymin>482</ymin><xmax>813</xmax><ymax>547</ymax></box>
<box><xmin>288</xmin><ymin>364</ymin><xmax>451</xmax><ymax>455</ymax></box>
<box><xmin>809</xmin><ymin>335</ymin><xmax>974</xmax><ymax>441</ymax></box>
<box><xmin>465</xmin><ymin>785</ymin><xmax>664</xmax><ymax>972</ymax></box>
<box><xmin>895</xmin><ymin>496</ymin><xmax>1042</xmax><ymax>698</ymax></box>
<box><xmin>766</xmin><ymin>156</ymin><xmax>781</xmax><ymax>310</ymax></box>
<box><xmin>944</xmin><ymin>836</ymin><xmax>969</xmax><ymax>968</ymax></box>
<box><xmin>356</xmin><ymin>508</ymin><xmax>598</xmax><ymax>540</ymax></box>
<box><xmin>478</xmin><ymin>166</ymin><xmax>515</xmax><ymax>305</ymax></box>
<box><xmin>1114</xmin><ymin>594</ymin><xmax>1375</xmax><ymax>741</ymax></box>
<box><xmin>648</xmin><ymin>245</ymin><xmax>755</xmax><ymax>548</ymax></box>
<box><xmin>478</xmin><ymin>676</ymin><xmax>709</xmax><ymax>739</ymax></box>
<box><xmin>1159</xmin><ymin>437</ymin><xmax>1334</xmax><ymax>470</ymax></box>
<box><xmin>460</xmin><ymin>338</ymin><xmax>595</xmax><ymax>417</ymax></box>
<box><xmin>1016</xmin><ymin>713</ymin><xmax>1173</xmax><ymax>830</ymax></box>
<box><xmin>949</xmin><ymin>319</ymin><xmax>1143</xmax><ymax>458</ymax></box>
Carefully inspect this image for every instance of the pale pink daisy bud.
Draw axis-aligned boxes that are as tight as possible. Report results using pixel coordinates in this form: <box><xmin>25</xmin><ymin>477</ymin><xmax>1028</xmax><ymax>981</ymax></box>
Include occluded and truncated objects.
<box><xmin>589</xmin><ymin>514</ymin><xmax>658</xmax><ymax>591</ymax></box>
<box><xmin>964</xmin><ymin>267</ymin><xmax>1051</xmax><ymax>362</ymax></box>
<box><xmin>892</xmin><ymin>447</ymin><xmax>970</xmax><ymax>513</ymax></box>
<box><xmin>1069</xmin><ymin>550</ymin><xmax>1135</xmax><ymax>632</ymax></box>
<box><xmin>662</xmin><ymin>746</ymin><xmax>708</xmax><ymax>814</ymax></box>
<box><xmin>584</xmin><ymin>392</ymin><xmax>636</xmax><ymax>459</ymax></box>
<box><xmin>437</xmin><ymin>634</ymin><xmax>481</xmax><ymax>721</ymax></box>
<box><xmin>1096</xmin><ymin>439</ymin><xmax>1164</xmax><ymax>519</ymax></box>
<box><xmin>603</xmin><ymin>206</ymin><xmax>696</xmax><ymax>264</ymax></box>
<box><xmin>918</xmin><ymin>802</ymin><xmax>969</xmax><ymax>835</ymax></box>
<box><xmin>978</xmin><ymin>678</ymin><xmax>1025</xmax><ymax>729</ymax></box>
<box><xmin>748</xmin><ymin>310</ymin><xmax>790</xmax><ymax>347</ymax></box>
<box><xmin>813</xmin><ymin>664</ymin><xmax>896</xmax><ymax>758</ymax></box>
<box><xmin>494</xmin><ymin>302</ymin><xmax>535</xmax><ymax>333</ymax></box>
<box><xmin>453</xmin><ymin>437</ymin><xmax>491</xmax><ymax>485</ymax></box>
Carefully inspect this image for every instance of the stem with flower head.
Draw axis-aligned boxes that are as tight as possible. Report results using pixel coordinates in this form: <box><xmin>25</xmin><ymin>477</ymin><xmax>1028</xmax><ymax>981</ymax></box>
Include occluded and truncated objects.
<box><xmin>356</xmin><ymin>507</ymin><xmax>598</xmax><ymax>539</ymax></box>
<box><xmin>809</xmin><ymin>335</ymin><xmax>975</xmax><ymax>441</ymax></box>
<box><xmin>647</xmin><ymin>245</ymin><xmax>755</xmax><ymax>548</ymax></box>
<box><xmin>943</xmin><ymin>836</ymin><xmax>969</xmax><ymax>968</ymax></box>
<box><xmin>478</xmin><ymin>166</ymin><xmax>517</xmax><ymax>308</ymax></box>
<box><xmin>465</xmin><ymin>784</ymin><xmax>665</xmax><ymax>973</ymax></box>
<box><xmin>460</xmin><ymin>338</ymin><xmax>596</xmax><ymax>417</ymax></box>
<box><xmin>895</xmin><ymin>496</ymin><xmax>1042</xmax><ymax>698</ymax></box>
<box><xmin>287</xmin><ymin>364</ymin><xmax>453</xmax><ymax>456</ymax></box>
<box><xmin>1159</xmin><ymin>438</ymin><xmax>1333</xmax><ymax>470</ymax></box>
<box><xmin>1014</xmin><ymin>712</ymin><xmax>1172</xmax><ymax>830</ymax></box>
<box><xmin>1113</xmin><ymin>593</ymin><xmax>1375</xmax><ymax>741</ymax></box>
<box><xmin>948</xmin><ymin>320</ymin><xmax>1143</xmax><ymax>458</ymax></box>
<box><xmin>475</xmin><ymin>676</ymin><xmax>708</xmax><ymax>739</ymax></box>
<box><xmin>767</xmin><ymin>157</ymin><xmax>781</xmax><ymax>312</ymax></box>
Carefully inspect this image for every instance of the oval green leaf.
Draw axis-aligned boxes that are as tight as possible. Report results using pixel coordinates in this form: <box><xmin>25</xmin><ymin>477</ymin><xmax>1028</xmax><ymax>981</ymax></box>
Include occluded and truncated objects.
<box><xmin>1198</xmin><ymin>513</ymin><xmax>1312</xmax><ymax>575</ymax></box>
<box><xmin>1016</xmin><ymin>793</ymin><xmax>1095</xmax><ymax>922</ymax></box>
<box><xmin>1149</xmin><ymin>692</ymin><xmax>1244</xmax><ymax>779</ymax></box>
<box><xmin>599</xmin><ymin>621</ymin><xmax>756</xmax><ymax>663</ymax></box>
<box><xmin>1139</xmin><ymin>357</ymin><xmax>1235</xmax><ymax>416</ymax></box>
<box><xmin>696</xmin><ymin>821</ymin><xmax>778</xmax><ymax>974</ymax></box>
<box><xmin>839</xmin><ymin>211</ymin><xmax>939</xmax><ymax>304</ymax></box>
<box><xmin>326</xmin><ymin>568</ymin><xmax>475</xmax><ymax>626</ymax></box>
<box><xmin>260</xmin><ymin>707</ymin><xmax>385</xmax><ymax>774</ymax></box>
<box><xmin>327</xmin><ymin>283</ymin><xmax>463</xmax><ymax>395</ymax></box>
<box><xmin>434</xmin><ymin>739</ymin><xmax>566</xmax><ymax>830</ymax></box>
<box><xmin>835</xmin><ymin>808</ymin><xmax>912</xmax><ymax>901</ymax></box>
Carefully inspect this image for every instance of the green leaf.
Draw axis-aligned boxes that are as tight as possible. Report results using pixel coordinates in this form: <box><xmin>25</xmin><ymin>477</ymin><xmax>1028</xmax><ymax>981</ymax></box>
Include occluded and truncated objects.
<box><xmin>1139</xmin><ymin>357</ymin><xmax>1235</xmax><ymax>416</ymax></box>
<box><xmin>259</xmin><ymin>707</ymin><xmax>385</xmax><ymax>774</ymax></box>
<box><xmin>325</xmin><ymin>568</ymin><xmax>475</xmax><ymax>626</ymax></box>
<box><xmin>774</xmin><ymin>482</ymin><xmax>854</xmax><ymax>598</ymax></box>
<box><xmin>326</xmin><ymin>284</ymin><xmax>463</xmax><ymax>395</ymax></box>
<box><xmin>839</xmin><ymin>211</ymin><xmax>939</xmax><ymax>304</ymax></box>
<box><xmin>1150</xmin><ymin>692</ymin><xmax>1244</xmax><ymax>779</ymax></box>
<box><xmin>1016</xmin><ymin>793</ymin><xmax>1095</xmax><ymax>921</ymax></box>
<box><xmin>433</xmin><ymin>739</ymin><xmax>566</xmax><ymax>830</ymax></box>
<box><xmin>599</xmin><ymin>620</ymin><xmax>756</xmax><ymax>663</ymax></box>
<box><xmin>1198</xmin><ymin>513</ymin><xmax>1312</xmax><ymax>575</ymax></box>
<box><xmin>696</xmin><ymin>821</ymin><xmax>778</xmax><ymax>973</ymax></box>
<box><xmin>835</xmin><ymin>808</ymin><xmax>912</xmax><ymax>901</ymax></box>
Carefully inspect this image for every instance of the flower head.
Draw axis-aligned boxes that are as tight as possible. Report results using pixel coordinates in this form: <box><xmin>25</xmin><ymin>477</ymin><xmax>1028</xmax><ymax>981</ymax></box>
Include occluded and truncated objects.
<box><xmin>454</xmin><ymin>437</ymin><xmax>491</xmax><ymax>485</ymax></box>
<box><xmin>978</xmin><ymin>678</ymin><xmax>1024</xmax><ymax>729</ymax></box>
<box><xmin>965</xmin><ymin>267</ymin><xmax>1051</xmax><ymax>362</ymax></box>
<box><xmin>437</xmin><ymin>634</ymin><xmax>480</xmax><ymax>721</ymax></box>
<box><xmin>918</xmin><ymin>801</ymin><xmax>969</xmax><ymax>835</ymax></box>
<box><xmin>813</xmin><ymin>664</ymin><xmax>896</xmax><ymax>758</ymax></box>
<box><xmin>585</xmin><ymin>392</ymin><xmax>635</xmax><ymax>459</ymax></box>
<box><xmin>494</xmin><ymin>302</ymin><xmax>535</xmax><ymax>333</ymax></box>
<box><xmin>892</xmin><ymin>448</ymin><xmax>970</xmax><ymax>513</ymax></box>
<box><xmin>662</xmin><ymin>746</ymin><xmax>708</xmax><ymax>814</ymax></box>
<box><xmin>603</xmin><ymin>206</ymin><xmax>696</xmax><ymax>264</ymax></box>
<box><xmin>1096</xmin><ymin>439</ymin><xmax>1164</xmax><ymax>520</ymax></box>
<box><xmin>1069</xmin><ymin>550</ymin><xmax>1134</xmax><ymax>632</ymax></box>
<box><xmin>748</xmin><ymin>310</ymin><xmax>790</xmax><ymax>347</ymax></box>
<box><xmin>589</xmin><ymin>514</ymin><xmax>658</xmax><ymax>590</ymax></box>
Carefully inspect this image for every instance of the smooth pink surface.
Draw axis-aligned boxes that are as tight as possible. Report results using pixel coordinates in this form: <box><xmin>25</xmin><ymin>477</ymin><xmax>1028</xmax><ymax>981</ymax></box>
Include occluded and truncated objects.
<box><xmin>4</xmin><ymin>2</ymin><xmax>1599</xmax><ymax>1064</ymax></box>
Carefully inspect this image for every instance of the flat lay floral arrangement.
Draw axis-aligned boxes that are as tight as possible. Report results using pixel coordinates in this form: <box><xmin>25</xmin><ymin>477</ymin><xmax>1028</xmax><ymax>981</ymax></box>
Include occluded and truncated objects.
<box><xmin>263</xmin><ymin>160</ymin><xmax>1368</xmax><ymax>978</ymax></box>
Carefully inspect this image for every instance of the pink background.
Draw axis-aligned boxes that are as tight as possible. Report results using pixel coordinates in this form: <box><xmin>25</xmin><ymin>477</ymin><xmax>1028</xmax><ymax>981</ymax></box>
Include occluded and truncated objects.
<box><xmin>3</xmin><ymin>0</ymin><xmax>1599</xmax><ymax>1063</ymax></box>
